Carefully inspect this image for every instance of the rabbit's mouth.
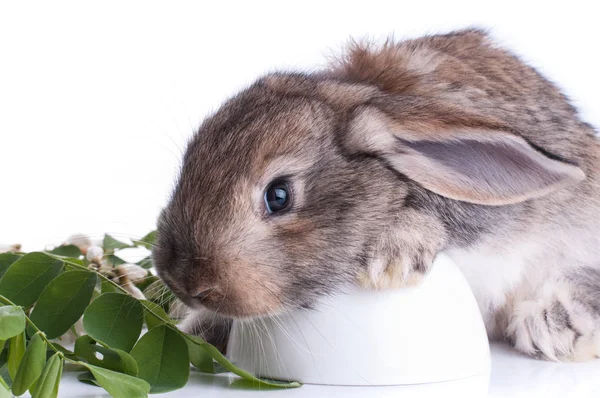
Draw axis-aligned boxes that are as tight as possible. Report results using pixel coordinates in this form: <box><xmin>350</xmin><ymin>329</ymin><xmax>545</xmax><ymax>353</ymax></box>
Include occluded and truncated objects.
<box><xmin>190</xmin><ymin>284</ymin><xmax>289</xmax><ymax>320</ymax></box>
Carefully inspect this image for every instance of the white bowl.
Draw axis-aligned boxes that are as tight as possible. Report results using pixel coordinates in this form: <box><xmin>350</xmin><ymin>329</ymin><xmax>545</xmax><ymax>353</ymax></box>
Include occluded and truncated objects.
<box><xmin>227</xmin><ymin>253</ymin><xmax>491</xmax><ymax>386</ymax></box>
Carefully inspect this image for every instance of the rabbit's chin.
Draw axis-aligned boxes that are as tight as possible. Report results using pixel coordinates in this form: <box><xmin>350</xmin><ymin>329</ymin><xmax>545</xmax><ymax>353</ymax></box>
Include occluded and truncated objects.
<box><xmin>190</xmin><ymin>300</ymin><xmax>286</xmax><ymax>320</ymax></box>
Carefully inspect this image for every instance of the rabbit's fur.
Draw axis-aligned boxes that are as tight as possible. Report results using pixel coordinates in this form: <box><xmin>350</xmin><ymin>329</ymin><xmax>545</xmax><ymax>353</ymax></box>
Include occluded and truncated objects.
<box><xmin>153</xmin><ymin>28</ymin><xmax>600</xmax><ymax>361</ymax></box>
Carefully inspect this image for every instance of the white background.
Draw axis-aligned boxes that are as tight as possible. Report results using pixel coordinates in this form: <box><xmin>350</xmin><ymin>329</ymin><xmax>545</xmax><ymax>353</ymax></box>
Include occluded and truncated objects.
<box><xmin>1</xmin><ymin>0</ymin><xmax>599</xmax><ymax>250</ymax></box>
<box><xmin>2</xmin><ymin>2</ymin><xmax>600</xmax><ymax>397</ymax></box>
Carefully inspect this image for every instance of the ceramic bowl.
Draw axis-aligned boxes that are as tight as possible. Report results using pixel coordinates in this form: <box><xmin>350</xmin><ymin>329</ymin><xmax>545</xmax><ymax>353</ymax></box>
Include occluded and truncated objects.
<box><xmin>227</xmin><ymin>253</ymin><xmax>490</xmax><ymax>386</ymax></box>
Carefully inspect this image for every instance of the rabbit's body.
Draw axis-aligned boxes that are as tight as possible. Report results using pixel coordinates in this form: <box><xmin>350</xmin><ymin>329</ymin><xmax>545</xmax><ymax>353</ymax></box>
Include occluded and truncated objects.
<box><xmin>332</xmin><ymin>29</ymin><xmax>600</xmax><ymax>360</ymax></box>
<box><xmin>154</xmin><ymin>29</ymin><xmax>600</xmax><ymax>361</ymax></box>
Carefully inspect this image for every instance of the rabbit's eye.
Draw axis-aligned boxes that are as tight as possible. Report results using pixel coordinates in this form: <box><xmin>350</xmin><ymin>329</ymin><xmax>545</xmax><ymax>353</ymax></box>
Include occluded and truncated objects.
<box><xmin>264</xmin><ymin>180</ymin><xmax>292</xmax><ymax>214</ymax></box>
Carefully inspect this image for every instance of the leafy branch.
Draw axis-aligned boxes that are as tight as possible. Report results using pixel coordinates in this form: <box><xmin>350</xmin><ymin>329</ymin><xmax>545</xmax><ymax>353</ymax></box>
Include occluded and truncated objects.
<box><xmin>0</xmin><ymin>233</ymin><xmax>300</xmax><ymax>397</ymax></box>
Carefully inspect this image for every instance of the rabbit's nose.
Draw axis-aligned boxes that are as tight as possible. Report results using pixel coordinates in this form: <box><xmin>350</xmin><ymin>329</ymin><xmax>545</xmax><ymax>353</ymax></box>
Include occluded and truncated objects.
<box><xmin>193</xmin><ymin>285</ymin><xmax>223</xmax><ymax>303</ymax></box>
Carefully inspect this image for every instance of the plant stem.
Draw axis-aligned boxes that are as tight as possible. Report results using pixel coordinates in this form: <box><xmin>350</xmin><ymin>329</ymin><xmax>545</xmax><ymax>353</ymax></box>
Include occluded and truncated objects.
<box><xmin>0</xmin><ymin>293</ymin><xmax>63</xmax><ymax>357</ymax></box>
<box><xmin>53</xmin><ymin>255</ymin><xmax>129</xmax><ymax>295</ymax></box>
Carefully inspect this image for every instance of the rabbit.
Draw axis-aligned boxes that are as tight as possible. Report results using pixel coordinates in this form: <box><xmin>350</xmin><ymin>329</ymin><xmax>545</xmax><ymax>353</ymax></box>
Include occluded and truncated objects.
<box><xmin>152</xmin><ymin>28</ymin><xmax>600</xmax><ymax>361</ymax></box>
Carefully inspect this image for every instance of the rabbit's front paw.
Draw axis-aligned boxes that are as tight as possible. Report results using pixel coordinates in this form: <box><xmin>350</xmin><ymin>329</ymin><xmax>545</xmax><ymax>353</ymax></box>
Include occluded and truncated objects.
<box><xmin>507</xmin><ymin>291</ymin><xmax>600</xmax><ymax>362</ymax></box>
<box><xmin>358</xmin><ymin>254</ymin><xmax>428</xmax><ymax>290</ymax></box>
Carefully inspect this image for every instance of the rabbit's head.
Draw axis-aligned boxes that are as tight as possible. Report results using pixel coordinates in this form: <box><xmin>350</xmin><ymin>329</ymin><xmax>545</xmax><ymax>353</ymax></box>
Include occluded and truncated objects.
<box><xmin>153</xmin><ymin>72</ymin><xmax>584</xmax><ymax>319</ymax></box>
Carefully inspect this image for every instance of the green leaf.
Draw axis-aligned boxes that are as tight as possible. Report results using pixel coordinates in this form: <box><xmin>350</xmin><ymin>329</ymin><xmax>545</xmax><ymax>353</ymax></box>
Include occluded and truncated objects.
<box><xmin>0</xmin><ymin>253</ymin><xmax>63</xmax><ymax>307</ymax></box>
<box><xmin>62</xmin><ymin>258</ymin><xmax>87</xmax><ymax>267</ymax></box>
<box><xmin>0</xmin><ymin>347</ymin><xmax>8</xmax><ymax>376</ymax></box>
<box><xmin>76</xmin><ymin>370</ymin><xmax>97</xmax><ymax>386</ymax></box>
<box><xmin>0</xmin><ymin>375</ymin><xmax>9</xmax><ymax>398</ymax></box>
<box><xmin>30</xmin><ymin>352</ymin><xmax>62</xmax><ymax>398</ymax></box>
<box><xmin>103</xmin><ymin>235</ymin><xmax>132</xmax><ymax>252</ymax></box>
<box><xmin>185</xmin><ymin>334</ymin><xmax>301</xmax><ymax>388</ymax></box>
<box><xmin>0</xmin><ymin>253</ymin><xmax>21</xmax><ymax>280</ymax></box>
<box><xmin>77</xmin><ymin>362</ymin><xmax>150</xmax><ymax>398</ymax></box>
<box><xmin>187</xmin><ymin>340</ymin><xmax>215</xmax><ymax>373</ymax></box>
<box><xmin>136</xmin><ymin>256</ymin><xmax>153</xmax><ymax>269</ymax></box>
<box><xmin>48</xmin><ymin>245</ymin><xmax>81</xmax><ymax>258</ymax></box>
<box><xmin>100</xmin><ymin>279</ymin><xmax>123</xmax><ymax>294</ymax></box>
<box><xmin>133</xmin><ymin>231</ymin><xmax>156</xmax><ymax>250</ymax></box>
<box><xmin>228</xmin><ymin>378</ymin><xmax>303</xmax><ymax>389</ymax></box>
<box><xmin>83</xmin><ymin>293</ymin><xmax>143</xmax><ymax>352</ymax></box>
<box><xmin>130</xmin><ymin>325</ymin><xmax>189</xmax><ymax>393</ymax></box>
<box><xmin>28</xmin><ymin>270</ymin><xmax>97</xmax><ymax>339</ymax></box>
<box><xmin>136</xmin><ymin>275</ymin><xmax>158</xmax><ymax>293</ymax></box>
<box><xmin>74</xmin><ymin>335</ymin><xmax>138</xmax><ymax>376</ymax></box>
<box><xmin>7</xmin><ymin>332</ymin><xmax>25</xmax><ymax>380</ymax></box>
<box><xmin>11</xmin><ymin>332</ymin><xmax>47</xmax><ymax>395</ymax></box>
<box><xmin>50</xmin><ymin>343</ymin><xmax>77</xmax><ymax>361</ymax></box>
<box><xmin>141</xmin><ymin>300</ymin><xmax>171</xmax><ymax>330</ymax></box>
<box><xmin>0</xmin><ymin>366</ymin><xmax>10</xmax><ymax>390</ymax></box>
<box><xmin>104</xmin><ymin>254</ymin><xmax>126</xmax><ymax>267</ymax></box>
<box><xmin>0</xmin><ymin>306</ymin><xmax>26</xmax><ymax>340</ymax></box>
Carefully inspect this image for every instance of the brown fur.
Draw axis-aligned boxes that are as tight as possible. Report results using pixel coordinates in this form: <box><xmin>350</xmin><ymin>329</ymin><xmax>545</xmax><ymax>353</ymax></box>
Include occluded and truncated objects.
<box><xmin>153</xmin><ymin>28</ymin><xmax>600</xmax><ymax>359</ymax></box>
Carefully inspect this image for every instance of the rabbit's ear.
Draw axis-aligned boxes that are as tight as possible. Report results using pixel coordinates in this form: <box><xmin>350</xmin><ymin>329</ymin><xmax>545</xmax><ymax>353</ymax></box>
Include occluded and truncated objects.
<box><xmin>346</xmin><ymin>106</ymin><xmax>585</xmax><ymax>205</ymax></box>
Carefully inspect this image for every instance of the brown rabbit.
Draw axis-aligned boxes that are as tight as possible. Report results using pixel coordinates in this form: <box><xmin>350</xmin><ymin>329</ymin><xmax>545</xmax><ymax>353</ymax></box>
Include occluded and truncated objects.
<box><xmin>153</xmin><ymin>28</ymin><xmax>600</xmax><ymax>361</ymax></box>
